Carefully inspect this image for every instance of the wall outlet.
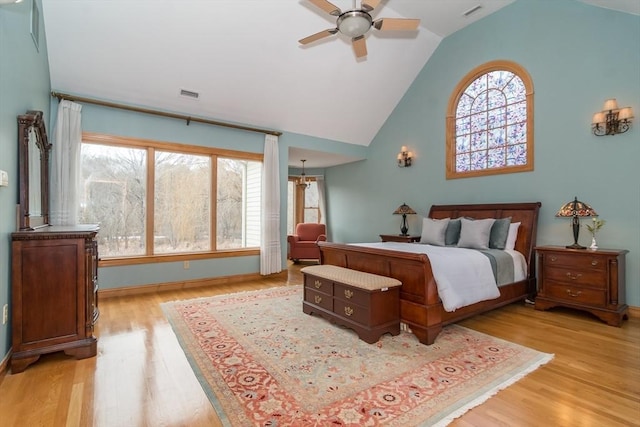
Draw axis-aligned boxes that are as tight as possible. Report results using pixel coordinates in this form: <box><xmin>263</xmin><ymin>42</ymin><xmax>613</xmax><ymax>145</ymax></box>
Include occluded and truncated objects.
<box><xmin>0</xmin><ymin>170</ymin><xmax>8</xmax><ymax>187</ymax></box>
<box><xmin>2</xmin><ymin>304</ymin><xmax>7</xmax><ymax>325</ymax></box>
<box><xmin>183</xmin><ymin>260</ymin><xmax>190</xmax><ymax>269</ymax></box>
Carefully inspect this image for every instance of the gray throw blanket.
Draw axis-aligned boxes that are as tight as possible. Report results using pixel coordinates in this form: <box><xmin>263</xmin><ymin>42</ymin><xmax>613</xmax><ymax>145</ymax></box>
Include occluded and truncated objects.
<box><xmin>478</xmin><ymin>248</ymin><xmax>515</xmax><ymax>286</ymax></box>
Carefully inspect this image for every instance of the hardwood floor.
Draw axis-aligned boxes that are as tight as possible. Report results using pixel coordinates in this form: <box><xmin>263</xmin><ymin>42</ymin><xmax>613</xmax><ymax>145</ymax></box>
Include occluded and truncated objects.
<box><xmin>1</xmin><ymin>262</ymin><xmax>638</xmax><ymax>426</ymax></box>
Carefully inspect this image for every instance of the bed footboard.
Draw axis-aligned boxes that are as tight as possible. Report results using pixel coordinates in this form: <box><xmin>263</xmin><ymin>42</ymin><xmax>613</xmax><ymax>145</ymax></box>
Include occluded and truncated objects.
<box><xmin>318</xmin><ymin>242</ymin><xmax>444</xmax><ymax>345</ymax></box>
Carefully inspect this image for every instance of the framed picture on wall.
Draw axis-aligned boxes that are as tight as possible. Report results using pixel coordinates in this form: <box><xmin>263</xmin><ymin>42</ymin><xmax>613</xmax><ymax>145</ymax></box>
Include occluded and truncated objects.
<box><xmin>30</xmin><ymin>0</ymin><xmax>40</xmax><ymax>51</ymax></box>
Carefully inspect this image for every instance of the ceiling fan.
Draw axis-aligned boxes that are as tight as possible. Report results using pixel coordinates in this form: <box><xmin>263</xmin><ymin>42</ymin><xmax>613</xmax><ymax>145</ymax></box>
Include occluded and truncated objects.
<box><xmin>299</xmin><ymin>0</ymin><xmax>420</xmax><ymax>59</ymax></box>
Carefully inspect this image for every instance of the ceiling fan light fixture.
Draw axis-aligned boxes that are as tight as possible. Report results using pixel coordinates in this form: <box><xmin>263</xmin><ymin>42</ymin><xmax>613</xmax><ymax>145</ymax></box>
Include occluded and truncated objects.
<box><xmin>337</xmin><ymin>11</ymin><xmax>373</xmax><ymax>38</ymax></box>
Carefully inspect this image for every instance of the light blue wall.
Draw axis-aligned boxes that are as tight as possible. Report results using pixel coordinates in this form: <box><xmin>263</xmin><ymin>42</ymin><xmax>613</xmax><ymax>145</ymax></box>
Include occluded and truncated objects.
<box><xmin>0</xmin><ymin>0</ymin><xmax>51</xmax><ymax>363</ymax></box>
<box><xmin>326</xmin><ymin>0</ymin><xmax>640</xmax><ymax>306</ymax></box>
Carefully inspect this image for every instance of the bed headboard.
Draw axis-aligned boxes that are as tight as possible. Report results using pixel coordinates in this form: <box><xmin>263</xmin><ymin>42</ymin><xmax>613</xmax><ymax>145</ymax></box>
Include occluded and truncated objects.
<box><xmin>428</xmin><ymin>202</ymin><xmax>542</xmax><ymax>277</ymax></box>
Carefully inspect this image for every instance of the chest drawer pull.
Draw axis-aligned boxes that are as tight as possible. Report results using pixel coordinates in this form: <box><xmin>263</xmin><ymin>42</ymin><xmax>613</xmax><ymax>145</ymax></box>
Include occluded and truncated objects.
<box><xmin>344</xmin><ymin>306</ymin><xmax>354</xmax><ymax>317</ymax></box>
<box><xmin>591</xmin><ymin>260</ymin><xmax>599</xmax><ymax>266</ymax></box>
<box><xmin>314</xmin><ymin>295</ymin><xmax>322</xmax><ymax>304</ymax></box>
<box><xmin>566</xmin><ymin>289</ymin><xmax>582</xmax><ymax>298</ymax></box>
<box><xmin>550</xmin><ymin>256</ymin><xmax>557</xmax><ymax>262</ymax></box>
<box><xmin>566</xmin><ymin>272</ymin><xmax>582</xmax><ymax>280</ymax></box>
<box><xmin>314</xmin><ymin>280</ymin><xmax>322</xmax><ymax>289</ymax></box>
<box><xmin>344</xmin><ymin>289</ymin><xmax>354</xmax><ymax>299</ymax></box>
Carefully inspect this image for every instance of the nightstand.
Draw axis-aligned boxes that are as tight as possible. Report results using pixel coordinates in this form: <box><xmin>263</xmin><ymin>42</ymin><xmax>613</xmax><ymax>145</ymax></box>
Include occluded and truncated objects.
<box><xmin>534</xmin><ymin>246</ymin><xmax>628</xmax><ymax>326</ymax></box>
<box><xmin>379</xmin><ymin>234</ymin><xmax>421</xmax><ymax>243</ymax></box>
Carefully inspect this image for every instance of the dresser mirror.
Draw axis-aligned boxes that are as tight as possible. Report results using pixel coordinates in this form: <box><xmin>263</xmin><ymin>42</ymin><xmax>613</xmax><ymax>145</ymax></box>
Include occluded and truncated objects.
<box><xmin>17</xmin><ymin>110</ymin><xmax>51</xmax><ymax>230</ymax></box>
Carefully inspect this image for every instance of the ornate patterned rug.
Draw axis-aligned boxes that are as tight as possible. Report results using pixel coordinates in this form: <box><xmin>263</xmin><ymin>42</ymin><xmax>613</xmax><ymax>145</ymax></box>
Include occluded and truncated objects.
<box><xmin>162</xmin><ymin>285</ymin><xmax>552</xmax><ymax>426</ymax></box>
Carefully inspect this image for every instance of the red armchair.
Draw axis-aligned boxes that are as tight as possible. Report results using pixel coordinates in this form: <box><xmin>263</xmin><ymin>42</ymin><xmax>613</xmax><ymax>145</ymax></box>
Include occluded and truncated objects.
<box><xmin>287</xmin><ymin>223</ymin><xmax>327</xmax><ymax>263</ymax></box>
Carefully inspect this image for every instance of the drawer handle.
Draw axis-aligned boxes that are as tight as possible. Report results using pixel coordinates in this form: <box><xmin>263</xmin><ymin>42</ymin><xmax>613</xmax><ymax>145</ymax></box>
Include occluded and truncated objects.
<box><xmin>550</xmin><ymin>256</ymin><xmax>557</xmax><ymax>262</ymax></box>
<box><xmin>566</xmin><ymin>272</ymin><xmax>582</xmax><ymax>280</ymax></box>
<box><xmin>344</xmin><ymin>289</ymin><xmax>354</xmax><ymax>299</ymax></box>
<box><xmin>314</xmin><ymin>295</ymin><xmax>322</xmax><ymax>304</ymax></box>
<box><xmin>566</xmin><ymin>289</ymin><xmax>582</xmax><ymax>298</ymax></box>
<box><xmin>591</xmin><ymin>260</ymin><xmax>599</xmax><ymax>266</ymax></box>
<box><xmin>314</xmin><ymin>280</ymin><xmax>322</xmax><ymax>289</ymax></box>
<box><xmin>344</xmin><ymin>306</ymin><xmax>354</xmax><ymax>317</ymax></box>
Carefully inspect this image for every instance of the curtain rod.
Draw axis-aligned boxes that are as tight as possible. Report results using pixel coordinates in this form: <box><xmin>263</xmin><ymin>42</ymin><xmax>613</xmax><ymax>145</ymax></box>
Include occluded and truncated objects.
<box><xmin>51</xmin><ymin>91</ymin><xmax>282</xmax><ymax>137</ymax></box>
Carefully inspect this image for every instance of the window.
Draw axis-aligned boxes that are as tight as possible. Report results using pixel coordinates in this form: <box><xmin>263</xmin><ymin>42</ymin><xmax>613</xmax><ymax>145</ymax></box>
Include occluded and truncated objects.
<box><xmin>303</xmin><ymin>181</ymin><xmax>320</xmax><ymax>223</ymax></box>
<box><xmin>446</xmin><ymin>60</ymin><xmax>534</xmax><ymax>179</ymax></box>
<box><xmin>80</xmin><ymin>133</ymin><xmax>262</xmax><ymax>261</ymax></box>
<box><xmin>287</xmin><ymin>177</ymin><xmax>320</xmax><ymax>234</ymax></box>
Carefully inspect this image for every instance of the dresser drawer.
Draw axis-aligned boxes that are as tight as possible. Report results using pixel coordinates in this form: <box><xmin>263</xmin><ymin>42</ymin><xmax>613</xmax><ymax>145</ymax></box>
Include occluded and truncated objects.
<box><xmin>304</xmin><ymin>274</ymin><xmax>333</xmax><ymax>295</ymax></box>
<box><xmin>333</xmin><ymin>299</ymin><xmax>369</xmax><ymax>325</ymax></box>
<box><xmin>544</xmin><ymin>266</ymin><xmax>607</xmax><ymax>289</ymax></box>
<box><xmin>543</xmin><ymin>252</ymin><xmax>606</xmax><ymax>271</ymax></box>
<box><xmin>304</xmin><ymin>288</ymin><xmax>333</xmax><ymax>311</ymax></box>
<box><xmin>334</xmin><ymin>283</ymin><xmax>369</xmax><ymax>305</ymax></box>
<box><xmin>545</xmin><ymin>282</ymin><xmax>606</xmax><ymax>307</ymax></box>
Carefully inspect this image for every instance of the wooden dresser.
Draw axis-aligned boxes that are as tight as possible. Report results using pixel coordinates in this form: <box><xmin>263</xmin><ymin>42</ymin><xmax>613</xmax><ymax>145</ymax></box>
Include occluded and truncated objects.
<box><xmin>11</xmin><ymin>225</ymin><xmax>100</xmax><ymax>373</ymax></box>
<box><xmin>534</xmin><ymin>246</ymin><xmax>628</xmax><ymax>326</ymax></box>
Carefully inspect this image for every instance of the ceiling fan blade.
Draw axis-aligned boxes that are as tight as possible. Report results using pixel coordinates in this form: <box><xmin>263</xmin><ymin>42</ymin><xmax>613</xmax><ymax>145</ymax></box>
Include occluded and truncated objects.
<box><xmin>309</xmin><ymin>0</ymin><xmax>342</xmax><ymax>16</ymax></box>
<box><xmin>373</xmin><ymin>18</ymin><xmax>420</xmax><ymax>31</ymax></box>
<box><xmin>299</xmin><ymin>28</ymin><xmax>338</xmax><ymax>45</ymax></box>
<box><xmin>361</xmin><ymin>0</ymin><xmax>381</xmax><ymax>13</ymax></box>
<box><xmin>352</xmin><ymin>35</ymin><xmax>367</xmax><ymax>58</ymax></box>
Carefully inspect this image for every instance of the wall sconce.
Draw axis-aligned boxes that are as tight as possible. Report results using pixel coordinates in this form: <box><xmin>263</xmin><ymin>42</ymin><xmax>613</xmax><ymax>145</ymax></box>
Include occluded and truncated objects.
<box><xmin>297</xmin><ymin>159</ymin><xmax>310</xmax><ymax>190</ymax></box>
<box><xmin>397</xmin><ymin>146</ymin><xmax>413</xmax><ymax>167</ymax></box>
<box><xmin>592</xmin><ymin>99</ymin><xmax>634</xmax><ymax>136</ymax></box>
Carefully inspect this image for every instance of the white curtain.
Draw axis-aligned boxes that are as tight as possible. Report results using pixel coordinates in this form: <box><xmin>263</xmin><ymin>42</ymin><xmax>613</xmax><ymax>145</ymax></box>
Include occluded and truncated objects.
<box><xmin>260</xmin><ymin>134</ymin><xmax>282</xmax><ymax>275</ymax></box>
<box><xmin>50</xmin><ymin>100</ymin><xmax>82</xmax><ymax>226</ymax></box>
<box><xmin>316</xmin><ymin>175</ymin><xmax>327</xmax><ymax>226</ymax></box>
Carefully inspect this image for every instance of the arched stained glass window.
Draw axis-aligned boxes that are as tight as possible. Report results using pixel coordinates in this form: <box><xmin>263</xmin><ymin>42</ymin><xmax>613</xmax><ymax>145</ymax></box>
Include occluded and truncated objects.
<box><xmin>446</xmin><ymin>60</ymin><xmax>534</xmax><ymax>179</ymax></box>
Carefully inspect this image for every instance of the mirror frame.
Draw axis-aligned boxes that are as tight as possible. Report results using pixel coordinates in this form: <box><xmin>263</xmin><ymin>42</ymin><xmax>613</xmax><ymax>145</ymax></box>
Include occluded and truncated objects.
<box><xmin>18</xmin><ymin>110</ymin><xmax>51</xmax><ymax>230</ymax></box>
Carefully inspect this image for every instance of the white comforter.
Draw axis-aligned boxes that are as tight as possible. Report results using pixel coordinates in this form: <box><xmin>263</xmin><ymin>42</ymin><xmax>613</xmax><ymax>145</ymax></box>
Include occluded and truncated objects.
<box><xmin>351</xmin><ymin>242</ymin><xmax>526</xmax><ymax>312</ymax></box>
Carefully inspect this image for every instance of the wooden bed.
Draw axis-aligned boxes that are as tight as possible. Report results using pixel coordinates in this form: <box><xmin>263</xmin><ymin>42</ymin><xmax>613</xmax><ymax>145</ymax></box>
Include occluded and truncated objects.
<box><xmin>318</xmin><ymin>202</ymin><xmax>542</xmax><ymax>345</ymax></box>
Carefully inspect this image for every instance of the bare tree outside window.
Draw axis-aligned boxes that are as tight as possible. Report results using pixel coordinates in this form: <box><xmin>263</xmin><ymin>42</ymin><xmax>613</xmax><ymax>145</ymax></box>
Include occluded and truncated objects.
<box><xmin>217</xmin><ymin>158</ymin><xmax>261</xmax><ymax>249</ymax></box>
<box><xmin>80</xmin><ymin>144</ymin><xmax>146</xmax><ymax>257</ymax></box>
<box><xmin>154</xmin><ymin>151</ymin><xmax>210</xmax><ymax>254</ymax></box>
<box><xmin>80</xmin><ymin>135</ymin><xmax>262</xmax><ymax>260</ymax></box>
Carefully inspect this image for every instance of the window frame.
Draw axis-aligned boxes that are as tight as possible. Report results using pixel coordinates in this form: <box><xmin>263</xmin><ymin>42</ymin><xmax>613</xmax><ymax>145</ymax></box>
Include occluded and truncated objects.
<box><xmin>446</xmin><ymin>60</ymin><xmax>534</xmax><ymax>179</ymax></box>
<box><xmin>82</xmin><ymin>132</ymin><xmax>262</xmax><ymax>267</ymax></box>
<box><xmin>287</xmin><ymin>176</ymin><xmax>321</xmax><ymax>234</ymax></box>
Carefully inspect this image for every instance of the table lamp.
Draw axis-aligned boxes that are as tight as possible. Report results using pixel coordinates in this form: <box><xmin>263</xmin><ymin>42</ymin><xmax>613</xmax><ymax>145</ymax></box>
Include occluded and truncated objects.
<box><xmin>556</xmin><ymin>196</ymin><xmax>597</xmax><ymax>249</ymax></box>
<box><xmin>393</xmin><ymin>203</ymin><xmax>416</xmax><ymax>236</ymax></box>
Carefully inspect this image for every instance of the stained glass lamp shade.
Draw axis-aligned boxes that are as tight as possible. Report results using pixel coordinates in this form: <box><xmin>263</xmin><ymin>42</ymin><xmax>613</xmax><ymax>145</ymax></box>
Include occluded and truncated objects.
<box><xmin>393</xmin><ymin>203</ymin><xmax>416</xmax><ymax>236</ymax></box>
<box><xmin>556</xmin><ymin>197</ymin><xmax>597</xmax><ymax>249</ymax></box>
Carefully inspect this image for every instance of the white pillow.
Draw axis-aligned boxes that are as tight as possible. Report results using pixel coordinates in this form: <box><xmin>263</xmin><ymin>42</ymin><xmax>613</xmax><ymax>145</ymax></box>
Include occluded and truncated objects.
<box><xmin>505</xmin><ymin>222</ymin><xmax>521</xmax><ymax>250</ymax></box>
<box><xmin>420</xmin><ymin>218</ymin><xmax>450</xmax><ymax>246</ymax></box>
<box><xmin>457</xmin><ymin>217</ymin><xmax>496</xmax><ymax>249</ymax></box>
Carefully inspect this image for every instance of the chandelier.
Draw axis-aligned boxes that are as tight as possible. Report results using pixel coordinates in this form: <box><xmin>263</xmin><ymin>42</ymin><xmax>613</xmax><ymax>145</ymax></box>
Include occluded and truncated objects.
<box><xmin>297</xmin><ymin>159</ymin><xmax>310</xmax><ymax>190</ymax></box>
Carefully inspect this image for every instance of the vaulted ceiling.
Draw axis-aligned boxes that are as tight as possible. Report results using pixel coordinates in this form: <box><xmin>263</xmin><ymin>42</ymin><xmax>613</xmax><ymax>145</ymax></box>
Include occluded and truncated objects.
<box><xmin>41</xmin><ymin>0</ymin><xmax>639</xmax><ymax>167</ymax></box>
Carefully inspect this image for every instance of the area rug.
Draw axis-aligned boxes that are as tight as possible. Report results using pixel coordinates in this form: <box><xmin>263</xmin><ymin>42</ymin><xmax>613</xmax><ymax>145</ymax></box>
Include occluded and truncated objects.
<box><xmin>161</xmin><ymin>285</ymin><xmax>552</xmax><ymax>426</ymax></box>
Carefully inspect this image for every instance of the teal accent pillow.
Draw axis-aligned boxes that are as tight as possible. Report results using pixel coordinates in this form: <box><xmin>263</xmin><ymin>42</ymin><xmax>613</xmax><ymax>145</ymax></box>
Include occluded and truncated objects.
<box><xmin>457</xmin><ymin>217</ymin><xmax>496</xmax><ymax>249</ymax></box>
<box><xmin>420</xmin><ymin>218</ymin><xmax>450</xmax><ymax>246</ymax></box>
<box><xmin>489</xmin><ymin>217</ymin><xmax>512</xmax><ymax>250</ymax></box>
<box><xmin>445</xmin><ymin>218</ymin><xmax>461</xmax><ymax>246</ymax></box>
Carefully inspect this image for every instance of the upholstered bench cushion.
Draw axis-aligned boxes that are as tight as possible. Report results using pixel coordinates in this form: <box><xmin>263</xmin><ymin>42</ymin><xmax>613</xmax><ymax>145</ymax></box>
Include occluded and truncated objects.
<box><xmin>301</xmin><ymin>265</ymin><xmax>401</xmax><ymax>291</ymax></box>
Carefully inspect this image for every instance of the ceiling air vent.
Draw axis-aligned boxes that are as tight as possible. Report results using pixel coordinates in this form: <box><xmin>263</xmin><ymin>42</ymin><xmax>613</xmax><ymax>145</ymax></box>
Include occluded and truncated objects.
<box><xmin>463</xmin><ymin>5</ymin><xmax>482</xmax><ymax>17</ymax></box>
<box><xmin>180</xmin><ymin>89</ymin><xmax>199</xmax><ymax>99</ymax></box>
